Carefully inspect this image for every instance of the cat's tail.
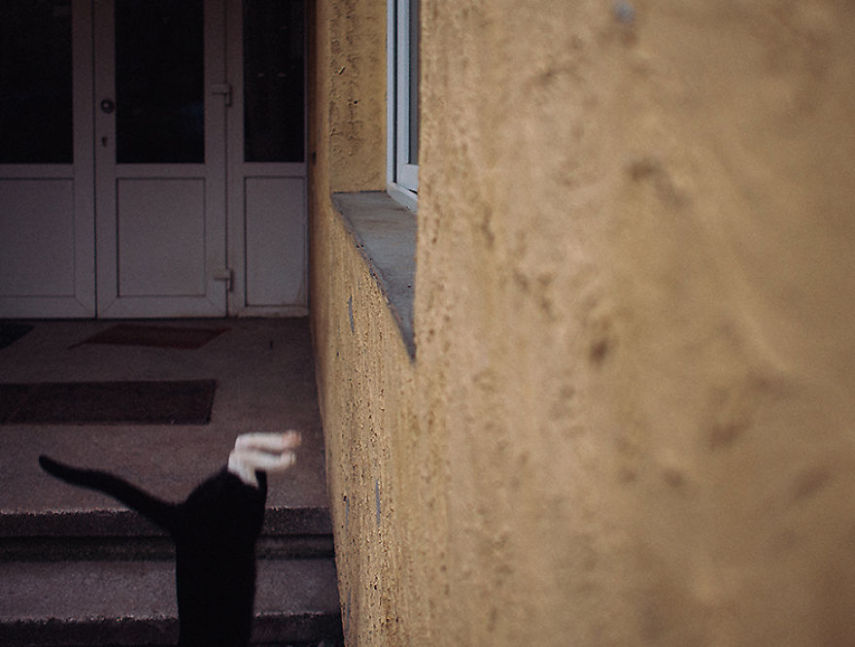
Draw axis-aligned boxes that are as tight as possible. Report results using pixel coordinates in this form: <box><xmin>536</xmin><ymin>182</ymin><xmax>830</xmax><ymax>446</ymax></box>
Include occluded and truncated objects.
<box><xmin>38</xmin><ymin>455</ymin><xmax>178</xmax><ymax>533</ymax></box>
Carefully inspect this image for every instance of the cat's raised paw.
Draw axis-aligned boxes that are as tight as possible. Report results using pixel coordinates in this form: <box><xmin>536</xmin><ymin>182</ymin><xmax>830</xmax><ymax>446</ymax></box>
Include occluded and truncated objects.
<box><xmin>228</xmin><ymin>431</ymin><xmax>301</xmax><ymax>487</ymax></box>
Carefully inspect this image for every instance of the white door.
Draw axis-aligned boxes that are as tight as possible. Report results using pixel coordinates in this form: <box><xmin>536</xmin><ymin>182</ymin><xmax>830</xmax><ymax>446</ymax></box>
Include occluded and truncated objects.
<box><xmin>94</xmin><ymin>0</ymin><xmax>228</xmax><ymax>317</ymax></box>
<box><xmin>226</xmin><ymin>0</ymin><xmax>307</xmax><ymax>316</ymax></box>
<box><xmin>0</xmin><ymin>0</ymin><xmax>96</xmax><ymax>318</ymax></box>
<box><xmin>0</xmin><ymin>0</ymin><xmax>306</xmax><ymax>319</ymax></box>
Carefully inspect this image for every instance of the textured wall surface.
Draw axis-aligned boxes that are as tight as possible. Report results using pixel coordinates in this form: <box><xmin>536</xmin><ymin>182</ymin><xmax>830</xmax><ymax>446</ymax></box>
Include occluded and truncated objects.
<box><xmin>311</xmin><ymin>0</ymin><xmax>855</xmax><ymax>645</ymax></box>
<box><xmin>308</xmin><ymin>1</ymin><xmax>436</xmax><ymax>643</ymax></box>
<box><xmin>317</xmin><ymin>0</ymin><xmax>386</xmax><ymax>192</ymax></box>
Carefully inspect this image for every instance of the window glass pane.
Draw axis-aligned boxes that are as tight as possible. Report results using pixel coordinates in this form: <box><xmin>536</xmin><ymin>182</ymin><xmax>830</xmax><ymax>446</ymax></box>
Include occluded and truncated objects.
<box><xmin>0</xmin><ymin>0</ymin><xmax>73</xmax><ymax>164</ymax></box>
<box><xmin>243</xmin><ymin>0</ymin><xmax>305</xmax><ymax>163</ymax></box>
<box><xmin>115</xmin><ymin>0</ymin><xmax>204</xmax><ymax>164</ymax></box>
<box><xmin>408</xmin><ymin>0</ymin><xmax>420</xmax><ymax>164</ymax></box>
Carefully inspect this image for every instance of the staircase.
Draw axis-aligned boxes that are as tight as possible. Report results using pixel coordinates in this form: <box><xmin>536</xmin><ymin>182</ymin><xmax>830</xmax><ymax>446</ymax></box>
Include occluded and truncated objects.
<box><xmin>0</xmin><ymin>504</ymin><xmax>343</xmax><ymax>646</ymax></box>
<box><xmin>0</xmin><ymin>319</ymin><xmax>344</xmax><ymax>647</ymax></box>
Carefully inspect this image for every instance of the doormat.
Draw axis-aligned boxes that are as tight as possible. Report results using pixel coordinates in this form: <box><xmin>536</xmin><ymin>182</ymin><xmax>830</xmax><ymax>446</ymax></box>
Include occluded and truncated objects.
<box><xmin>0</xmin><ymin>380</ymin><xmax>216</xmax><ymax>425</ymax></box>
<box><xmin>76</xmin><ymin>324</ymin><xmax>229</xmax><ymax>350</ymax></box>
<box><xmin>0</xmin><ymin>323</ymin><xmax>34</xmax><ymax>350</ymax></box>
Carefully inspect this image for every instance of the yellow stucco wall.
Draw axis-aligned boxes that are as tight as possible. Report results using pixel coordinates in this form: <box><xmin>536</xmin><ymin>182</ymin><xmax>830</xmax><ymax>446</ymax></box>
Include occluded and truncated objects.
<box><xmin>309</xmin><ymin>1</ymin><xmax>440</xmax><ymax>643</ymax></box>
<box><xmin>311</xmin><ymin>1</ymin><xmax>855</xmax><ymax>645</ymax></box>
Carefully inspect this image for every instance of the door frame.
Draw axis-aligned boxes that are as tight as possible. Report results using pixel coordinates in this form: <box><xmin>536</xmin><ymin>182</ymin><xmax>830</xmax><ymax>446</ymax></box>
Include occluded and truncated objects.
<box><xmin>0</xmin><ymin>0</ymin><xmax>308</xmax><ymax>320</ymax></box>
<box><xmin>93</xmin><ymin>0</ymin><xmax>229</xmax><ymax>318</ymax></box>
<box><xmin>224</xmin><ymin>0</ymin><xmax>308</xmax><ymax>317</ymax></box>
<box><xmin>0</xmin><ymin>0</ymin><xmax>95</xmax><ymax>318</ymax></box>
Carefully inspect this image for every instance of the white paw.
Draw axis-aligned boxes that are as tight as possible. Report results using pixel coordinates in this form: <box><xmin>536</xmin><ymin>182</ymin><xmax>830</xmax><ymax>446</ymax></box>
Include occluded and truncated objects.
<box><xmin>228</xmin><ymin>431</ymin><xmax>302</xmax><ymax>487</ymax></box>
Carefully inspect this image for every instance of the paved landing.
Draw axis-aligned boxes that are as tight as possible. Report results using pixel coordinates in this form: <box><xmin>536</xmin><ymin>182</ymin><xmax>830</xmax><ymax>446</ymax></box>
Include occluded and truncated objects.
<box><xmin>0</xmin><ymin>318</ymin><xmax>330</xmax><ymax>525</ymax></box>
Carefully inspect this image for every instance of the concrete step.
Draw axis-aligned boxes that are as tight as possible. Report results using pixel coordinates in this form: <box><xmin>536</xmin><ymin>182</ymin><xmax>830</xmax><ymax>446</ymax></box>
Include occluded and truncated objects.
<box><xmin>0</xmin><ymin>505</ymin><xmax>332</xmax><ymax>538</ymax></box>
<box><xmin>0</xmin><ymin>557</ymin><xmax>343</xmax><ymax>646</ymax></box>
<box><xmin>0</xmin><ymin>534</ymin><xmax>335</xmax><ymax>562</ymax></box>
<box><xmin>0</xmin><ymin>504</ymin><xmax>332</xmax><ymax>554</ymax></box>
<box><xmin>0</xmin><ymin>504</ymin><xmax>334</xmax><ymax>561</ymax></box>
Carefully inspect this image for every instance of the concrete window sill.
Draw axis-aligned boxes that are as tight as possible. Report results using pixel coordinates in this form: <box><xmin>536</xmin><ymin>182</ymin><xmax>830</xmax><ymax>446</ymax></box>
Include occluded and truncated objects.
<box><xmin>331</xmin><ymin>192</ymin><xmax>416</xmax><ymax>359</ymax></box>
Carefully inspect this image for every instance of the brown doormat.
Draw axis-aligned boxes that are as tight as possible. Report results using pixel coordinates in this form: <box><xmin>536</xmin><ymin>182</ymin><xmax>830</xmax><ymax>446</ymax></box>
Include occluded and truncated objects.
<box><xmin>0</xmin><ymin>323</ymin><xmax>34</xmax><ymax>350</ymax></box>
<box><xmin>76</xmin><ymin>324</ymin><xmax>229</xmax><ymax>350</ymax></box>
<box><xmin>0</xmin><ymin>380</ymin><xmax>216</xmax><ymax>425</ymax></box>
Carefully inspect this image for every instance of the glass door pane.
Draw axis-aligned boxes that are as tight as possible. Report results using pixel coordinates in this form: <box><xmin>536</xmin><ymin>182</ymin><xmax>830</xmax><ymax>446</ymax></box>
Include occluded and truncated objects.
<box><xmin>0</xmin><ymin>0</ymin><xmax>73</xmax><ymax>164</ymax></box>
<box><xmin>115</xmin><ymin>0</ymin><xmax>204</xmax><ymax>163</ymax></box>
<box><xmin>243</xmin><ymin>0</ymin><xmax>305</xmax><ymax>163</ymax></box>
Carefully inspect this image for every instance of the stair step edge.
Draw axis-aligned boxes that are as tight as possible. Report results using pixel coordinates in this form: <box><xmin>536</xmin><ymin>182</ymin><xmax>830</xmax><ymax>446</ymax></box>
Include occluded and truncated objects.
<box><xmin>0</xmin><ymin>612</ymin><xmax>343</xmax><ymax>647</ymax></box>
<box><xmin>0</xmin><ymin>506</ymin><xmax>332</xmax><ymax>538</ymax></box>
<box><xmin>0</xmin><ymin>534</ymin><xmax>335</xmax><ymax>562</ymax></box>
<box><xmin>0</xmin><ymin>558</ymin><xmax>342</xmax><ymax>646</ymax></box>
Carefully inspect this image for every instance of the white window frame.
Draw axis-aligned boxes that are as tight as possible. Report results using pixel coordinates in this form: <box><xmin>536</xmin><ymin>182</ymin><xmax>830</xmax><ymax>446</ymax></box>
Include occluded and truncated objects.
<box><xmin>387</xmin><ymin>0</ymin><xmax>418</xmax><ymax>210</ymax></box>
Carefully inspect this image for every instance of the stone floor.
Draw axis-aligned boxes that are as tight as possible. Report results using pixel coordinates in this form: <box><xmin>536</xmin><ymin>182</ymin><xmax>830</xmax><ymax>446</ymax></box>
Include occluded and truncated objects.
<box><xmin>0</xmin><ymin>318</ymin><xmax>329</xmax><ymax>518</ymax></box>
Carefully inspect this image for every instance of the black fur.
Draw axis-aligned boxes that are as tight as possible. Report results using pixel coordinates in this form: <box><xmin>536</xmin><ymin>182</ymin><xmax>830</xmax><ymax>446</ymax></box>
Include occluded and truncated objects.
<box><xmin>38</xmin><ymin>455</ymin><xmax>267</xmax><ymax>647</ymax></box>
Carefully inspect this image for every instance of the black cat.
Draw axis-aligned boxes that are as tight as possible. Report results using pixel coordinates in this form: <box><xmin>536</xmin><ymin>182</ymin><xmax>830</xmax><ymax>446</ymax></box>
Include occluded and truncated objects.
<box><xmin>38</xmin><ymin>432</ymin><xmax>300</xmax><ymax>647</ymax></box>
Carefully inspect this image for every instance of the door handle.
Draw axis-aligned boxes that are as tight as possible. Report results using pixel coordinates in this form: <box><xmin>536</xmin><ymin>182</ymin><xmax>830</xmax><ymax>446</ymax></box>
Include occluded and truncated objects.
<box><xmin>213</xmin><ymin>268</ymin><xmax>234</xmax><ymax>292</ymax></box>
<box><xmin>210</xmin><ymin>83</ymin><xmax>232</xmax><ymax>107</ymax></box>
<box><xmin>100</xmin><ymin>98</ymin><xmax>116</xmax><ymax>114</ymax></box>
